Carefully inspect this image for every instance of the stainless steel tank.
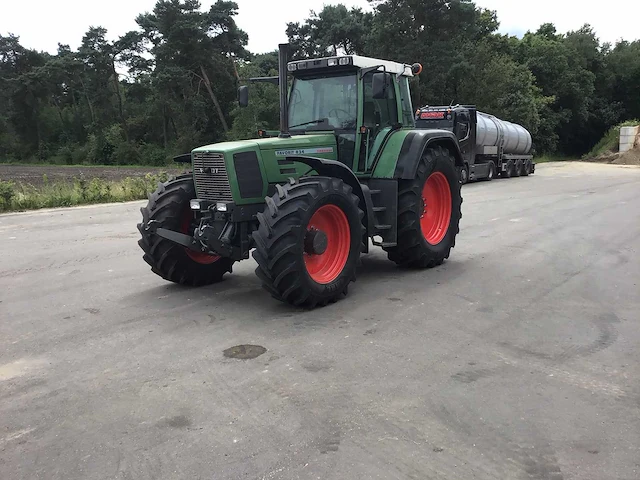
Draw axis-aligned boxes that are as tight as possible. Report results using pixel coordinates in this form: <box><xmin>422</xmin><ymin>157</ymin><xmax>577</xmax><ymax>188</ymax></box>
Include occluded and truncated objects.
<box><xmin>476</xmin><ymin>112</ymin><xmax>532</xmax><ymax>155</ymax></box>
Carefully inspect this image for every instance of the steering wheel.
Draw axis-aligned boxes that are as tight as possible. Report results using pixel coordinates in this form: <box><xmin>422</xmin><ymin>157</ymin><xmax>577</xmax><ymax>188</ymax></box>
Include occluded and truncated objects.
<box><xmin>328</xmin><ymin>108</ymin><xmax>351</xmax><ymax>121</ymax></box>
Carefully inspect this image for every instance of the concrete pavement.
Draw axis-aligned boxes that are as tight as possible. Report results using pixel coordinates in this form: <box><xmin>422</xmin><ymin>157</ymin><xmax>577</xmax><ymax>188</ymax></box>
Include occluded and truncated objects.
<box><xmin>1</xmin><ymin>162</ymin><xmax>639</xmax><ymax>479</ymax></box>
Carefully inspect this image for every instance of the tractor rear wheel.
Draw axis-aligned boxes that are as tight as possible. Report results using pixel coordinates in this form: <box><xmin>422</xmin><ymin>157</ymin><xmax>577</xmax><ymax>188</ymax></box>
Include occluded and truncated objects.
<box><xmin>252</xmin><ymin>177</ymin><xmax>365</xmax><ymax>308</ymax></box>
<box><xmin>137</xmin><ymin>173</ymin><xmax>233</xmax><ymax>286</ymax></box>
<box><xmin>384</xmin><ymin>145</ymin><xmax>462</xmax><ymax>268</ymax></box>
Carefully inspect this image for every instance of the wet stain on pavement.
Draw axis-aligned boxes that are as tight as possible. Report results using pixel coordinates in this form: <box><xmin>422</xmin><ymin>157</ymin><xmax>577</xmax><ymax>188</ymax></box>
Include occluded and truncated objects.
<box><xmin>157</xmin><ymin>415</ymin><xmax>191</xmax><ymax>429</ymax></box>
<box><xmin>302</xmin><ymin>360</ymin><xmax>334</xmax><ymax>373</ymax></box>
<box><xmin>223</xmin><ymin>345</ymin><xmax>267</xmax><ymax>360</ymax></box>
<box><xmin>477</xmin><ymin>305</ymin><xmax>494</xmax><ymax>314</ymax></box>
<box><xmin>452</xmin><ymin>368</ymin><xmax>496</xmax><ymax>384</ymax></box>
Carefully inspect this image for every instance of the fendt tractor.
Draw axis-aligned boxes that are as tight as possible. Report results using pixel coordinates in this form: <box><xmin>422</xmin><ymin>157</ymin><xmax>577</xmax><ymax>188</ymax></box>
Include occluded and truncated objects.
<box><xmin>137</xmin><ymin>44</ymin><xmax>464</xmax><ymax>308</ymax></box>
<box><xmin>416</xmin><ymin>105</ymin><xmax>535</xmax><ymax>183</ymax></box>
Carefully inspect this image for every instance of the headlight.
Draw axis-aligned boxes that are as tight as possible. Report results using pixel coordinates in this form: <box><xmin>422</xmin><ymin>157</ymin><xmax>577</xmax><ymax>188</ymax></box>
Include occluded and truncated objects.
<box><xmin>190</xmin><ymin>200</ymin><xmax>201</xmax><ymax>210</ymax></box>
<box><xmin>216</xmin><ymin>203</ymin><xmax>228</xmax><ymax>212</ymax></box>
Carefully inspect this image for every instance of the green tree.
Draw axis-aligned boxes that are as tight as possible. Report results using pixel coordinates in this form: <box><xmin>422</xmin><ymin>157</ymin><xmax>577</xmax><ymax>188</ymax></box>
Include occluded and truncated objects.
<box><xmin>135</xmin><ymin>0</ymin><xmax>248</xmax><ymax>147</ymax></box>
<box><xmin>286</xmin><ymin>5</ymin><xmax>373</xmax><ymax>59</ymax></box>
<box><xmin>227</xmin><ymin>52</ymin><xmax>280</xmax><ymax>140</ymax></box>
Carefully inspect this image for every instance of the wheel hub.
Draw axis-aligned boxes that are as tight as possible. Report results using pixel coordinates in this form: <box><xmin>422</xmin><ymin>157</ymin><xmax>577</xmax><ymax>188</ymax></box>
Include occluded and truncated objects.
<box><xmin>303</xmin><ymin>204</ymin><xmax>351</xmax><ymax>285</ymax></box>
<box><xmin>304</xmin><ymin>228</ymin><xmax>328</xmax><ymax>255</ymax></box>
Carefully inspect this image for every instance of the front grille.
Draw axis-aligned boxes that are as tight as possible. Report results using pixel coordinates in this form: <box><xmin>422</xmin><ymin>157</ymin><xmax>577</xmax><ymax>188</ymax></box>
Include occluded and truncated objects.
<box><xmin>192</xmin><ymin>152</ymin><xmax>233</xmax><ymax>202</ymax></box>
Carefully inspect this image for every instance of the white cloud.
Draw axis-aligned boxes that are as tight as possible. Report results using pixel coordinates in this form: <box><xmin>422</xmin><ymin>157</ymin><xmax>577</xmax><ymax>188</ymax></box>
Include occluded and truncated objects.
<box><xmin>1</xmin><ymin>0</ymin><xmax>637</xmax><ymax>55</ymax></box>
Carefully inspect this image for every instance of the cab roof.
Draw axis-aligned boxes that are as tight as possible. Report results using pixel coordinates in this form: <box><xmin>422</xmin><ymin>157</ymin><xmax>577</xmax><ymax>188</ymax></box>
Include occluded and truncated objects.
<box><xmin>287</xmin><ymin>54</ymin><xmax>415</xmax><ymax>77</ymax></box>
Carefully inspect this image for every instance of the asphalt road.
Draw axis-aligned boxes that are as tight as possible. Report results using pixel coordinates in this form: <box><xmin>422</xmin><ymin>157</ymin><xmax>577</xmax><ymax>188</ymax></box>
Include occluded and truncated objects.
<box><xmin>1</xmin><ymin>162</ymin><xmax>639</xmax><ymax>480</ymax></box>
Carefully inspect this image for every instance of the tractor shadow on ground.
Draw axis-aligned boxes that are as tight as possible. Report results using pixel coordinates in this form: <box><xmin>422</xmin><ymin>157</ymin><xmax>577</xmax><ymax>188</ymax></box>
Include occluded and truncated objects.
<box><xmin>123</xmin><ymin>250</ymin><xmax>471</xmax><ymax>327</ymax></box>
<box><xmin>354</xmin><ymin>251</ymin><xmax>471</xmax><ymax>291</ymax></box>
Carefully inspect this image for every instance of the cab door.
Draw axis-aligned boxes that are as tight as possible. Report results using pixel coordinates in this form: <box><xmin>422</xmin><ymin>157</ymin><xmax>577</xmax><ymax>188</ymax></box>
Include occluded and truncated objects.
<box><xmin>455</xmin><ymin>110</ymin><xmax>474</xmax><ymax>166</ymax></box>
<box><xmin>356</xmin><ymin>71</ymin><xmax>400</xmax><ymax>173</ymax></box>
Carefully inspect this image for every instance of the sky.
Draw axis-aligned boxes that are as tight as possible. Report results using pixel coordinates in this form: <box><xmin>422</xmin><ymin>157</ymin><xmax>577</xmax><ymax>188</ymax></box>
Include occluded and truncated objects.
<box><xmin>1</xmin><ymin>0</ymin><xmax>638</xmax><ymax>55</ymax></box>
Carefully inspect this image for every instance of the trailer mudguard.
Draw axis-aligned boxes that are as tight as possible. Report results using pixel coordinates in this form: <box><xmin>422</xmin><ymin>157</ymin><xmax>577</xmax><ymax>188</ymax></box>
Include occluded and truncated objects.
<box><xmin>173</xmin><ymin>153</ymin><xmax>192</xmax><ymax>163</ymax></box>
<box><xmin>394</xmin><ymin>130</ymin><xmax>464</xmax><ymax>179</ymax></box>
<box><xmin>286</xmin><ymin>155</ymin><xmax>374</xmax><ymax>244</ymax></box>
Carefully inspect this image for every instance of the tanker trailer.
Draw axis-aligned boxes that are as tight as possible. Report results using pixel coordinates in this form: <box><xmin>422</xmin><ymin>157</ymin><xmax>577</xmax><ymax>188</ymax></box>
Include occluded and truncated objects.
<box><xmin>415</xmin><ymin>105</ymin><xmax>535</xmax><ymax>183</ymax></box>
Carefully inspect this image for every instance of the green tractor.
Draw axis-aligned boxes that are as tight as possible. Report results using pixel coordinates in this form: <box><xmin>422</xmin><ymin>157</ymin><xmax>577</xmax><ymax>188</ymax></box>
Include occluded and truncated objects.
<box><xmin>138</xmin><ymin>44</ymin><xmax>463</xmax><ymax>308</ymax></box>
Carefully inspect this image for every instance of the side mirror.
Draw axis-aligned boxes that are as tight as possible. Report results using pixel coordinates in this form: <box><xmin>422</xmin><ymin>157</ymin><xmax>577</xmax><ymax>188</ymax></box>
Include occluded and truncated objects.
<box><xmin>238</xmin><ymin>86</ymin><xmax>249</xmax><ymax>107</ymax></box>
<box><xmin>372</xmin><ymin>72</ymin><xmax>390</xmax><ymax>100</ymax></box>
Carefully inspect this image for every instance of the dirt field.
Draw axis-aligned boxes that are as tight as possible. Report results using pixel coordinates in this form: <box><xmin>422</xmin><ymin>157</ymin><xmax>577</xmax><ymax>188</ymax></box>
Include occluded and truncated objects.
<box><xmin>0</xmin><ymin>165</ymin><xmax>184</xmax><ymax>186</ymax></box>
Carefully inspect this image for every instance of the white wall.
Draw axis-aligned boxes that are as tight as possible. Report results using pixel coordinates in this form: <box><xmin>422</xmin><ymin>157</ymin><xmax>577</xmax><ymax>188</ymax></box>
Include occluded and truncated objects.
<box><xmin>620</xmin><ymin>126</ymin><xmax>640</xmax><ymax>153</ymax></box>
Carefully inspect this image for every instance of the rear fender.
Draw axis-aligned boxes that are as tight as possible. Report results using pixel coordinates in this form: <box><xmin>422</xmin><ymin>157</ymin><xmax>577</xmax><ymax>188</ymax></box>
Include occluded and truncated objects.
<box><xmin>286</xmin><ymin>155</ymin><xmax>373</xmax><ymax>251</ymax></box>
<box><xmin>394</xmin><ymin>130</ymin><xmax>464</xmax><ymax>179</ymax></box>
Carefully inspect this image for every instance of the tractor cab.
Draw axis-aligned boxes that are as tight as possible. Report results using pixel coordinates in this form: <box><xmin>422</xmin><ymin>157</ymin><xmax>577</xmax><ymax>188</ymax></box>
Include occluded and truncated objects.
<box><xmin>241</xmin><ymin>54</ymin><xmax>422</xmax><ymax>174</ymax></box>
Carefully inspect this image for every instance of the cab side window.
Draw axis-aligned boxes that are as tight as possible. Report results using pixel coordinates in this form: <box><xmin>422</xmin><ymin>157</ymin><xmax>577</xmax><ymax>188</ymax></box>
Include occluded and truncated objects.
<box><xmin>362</xmin><ymin>72</ymin><xmax>399</xmax><ymax>130</ymax></box>
<box><xmin>456</xmin><ymin>111</ymin><xmax>470</xmax><ymax>141</ymax></box>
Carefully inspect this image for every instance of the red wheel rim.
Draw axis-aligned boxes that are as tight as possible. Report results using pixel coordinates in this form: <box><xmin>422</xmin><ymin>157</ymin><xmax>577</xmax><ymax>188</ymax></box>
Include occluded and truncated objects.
<box><xmin>420</xmin><ymin>171</ymin><xmax>452</xmax><ymax>245</ymax></box>
<box><xmin>181</xmin><ymin>209</ymin><xmax>220</xmax><ymax>264</ymax></box>
<box><xmin>304</xmin><ymin>204</ymin><xmax>351</xmax><ymax>284</ymax></box>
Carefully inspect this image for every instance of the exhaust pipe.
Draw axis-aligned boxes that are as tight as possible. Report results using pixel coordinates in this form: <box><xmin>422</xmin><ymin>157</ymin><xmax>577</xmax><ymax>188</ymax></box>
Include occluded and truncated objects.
<box><xmin>278</xmin><ymin>43</ymin><xmax>290</xmax><ymax>138</ymax></box>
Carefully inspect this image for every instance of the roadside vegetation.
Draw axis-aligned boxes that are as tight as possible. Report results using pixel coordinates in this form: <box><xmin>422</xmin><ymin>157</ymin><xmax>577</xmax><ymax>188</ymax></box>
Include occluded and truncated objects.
<box><xmin>0</xmin><ymin>173</ymin><xmax>170</xmax><ymax>213</ymax></box>
<box><xmin>583</xmin><ymin>120</ymin><xmax>640</xmax><ymax>159</ymax></box>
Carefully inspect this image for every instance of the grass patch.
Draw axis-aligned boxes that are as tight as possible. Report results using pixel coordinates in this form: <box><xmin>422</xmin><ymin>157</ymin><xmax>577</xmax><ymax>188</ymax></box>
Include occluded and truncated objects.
<box><xmin>584</xmin><ymin>119</ymin><xmax>640</xmax><ymax>159</ymax></box>
<box><xmin>0</xmin><ymin>172</ymin><xmax>172</xmax><ymax>213</ymax></box>
<box><xmin>0</xmin><ymin>162</ymin><xmax>178</xmax><ymax>169</ymax></box>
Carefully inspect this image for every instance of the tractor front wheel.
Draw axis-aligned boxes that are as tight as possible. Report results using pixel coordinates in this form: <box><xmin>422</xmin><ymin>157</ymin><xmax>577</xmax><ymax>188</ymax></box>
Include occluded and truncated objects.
<box><xmin>384</xmin><ymin>145</ymin><xmax>462</xmax><ymax>268</ymax></box>
<box><xmin>137</xmin><ymin>174</ymin><xmax>233</xmax><ymax>286</ymax></box>
<box><xmin>252</xmin><ymin>177</ymin><xmax>365</xmax><ymax>308</ymax></box>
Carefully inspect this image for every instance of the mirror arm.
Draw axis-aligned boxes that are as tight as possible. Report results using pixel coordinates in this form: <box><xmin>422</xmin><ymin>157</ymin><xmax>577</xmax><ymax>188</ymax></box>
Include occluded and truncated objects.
<box><xmin>360</xmin><ymin>65</ymin><xmax>385</xmax><ymax>79</ymax></box>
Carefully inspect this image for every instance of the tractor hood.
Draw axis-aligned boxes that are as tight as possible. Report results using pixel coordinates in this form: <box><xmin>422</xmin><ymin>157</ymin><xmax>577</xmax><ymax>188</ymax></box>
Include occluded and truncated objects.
<box><xmin>191</xmin><ymin>133</ymin><xmax>338</xmax><ymax>205</ymax></box>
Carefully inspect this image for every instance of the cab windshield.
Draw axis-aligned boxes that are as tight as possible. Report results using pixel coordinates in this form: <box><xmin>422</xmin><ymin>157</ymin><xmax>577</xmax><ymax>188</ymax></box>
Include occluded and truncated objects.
<box><xmin>288</xmin><ymin>74</ymin><xmax>358</xmax><ymax>131</ymax></box>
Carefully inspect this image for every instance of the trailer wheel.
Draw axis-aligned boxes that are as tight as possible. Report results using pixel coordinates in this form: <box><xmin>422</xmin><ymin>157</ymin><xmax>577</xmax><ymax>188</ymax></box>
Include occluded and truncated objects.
<box><xmin>485</xmin><ymin>161</ymin><xmax>496</xmax><ymax>181</ymax></box>
<box><xmin>515</xmin><ymin>159</ymin><xmax>523</xmax><ymax>177</ymax></box>
<box><xmin>502</xmin><ymin>160</ymin><xmax>513</xmax><ymax>178</ymax></box>
<box><xmin>384</xmin><ymin>145</ymin><xmax>462</xmax><ymax>268</ymax></box>
<box><xmin>137</xmin><ymin>174</ymin><xmax>234</xmax><ymax>286</ymax></box>
<box><xmin>460</xmin><ymin>164</ymin><xmax>469</xmax><ymax>184</ymax></box>
<box><xmin>522</xmin><ymin>160</ymin><xmax>532</xmax><ymax>176</ymax></box>
<box><xmin>252</xmin><ymin>177</ymin><xmax>365</xmax><ymax>308</ymax></box>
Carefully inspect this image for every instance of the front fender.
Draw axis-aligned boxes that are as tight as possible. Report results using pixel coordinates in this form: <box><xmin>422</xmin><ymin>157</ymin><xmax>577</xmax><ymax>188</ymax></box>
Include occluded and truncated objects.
<box><xmin>394</xmin><ymin>130</ymin><xmax>464</xmax><ymax>179</ymax></box>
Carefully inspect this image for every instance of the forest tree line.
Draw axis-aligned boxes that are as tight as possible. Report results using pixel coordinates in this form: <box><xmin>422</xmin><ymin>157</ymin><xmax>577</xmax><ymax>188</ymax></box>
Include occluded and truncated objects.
<box><xmin>1</xmin><ymin>0</ymin><xmax>639</xmax><ymax>165</ymax></box>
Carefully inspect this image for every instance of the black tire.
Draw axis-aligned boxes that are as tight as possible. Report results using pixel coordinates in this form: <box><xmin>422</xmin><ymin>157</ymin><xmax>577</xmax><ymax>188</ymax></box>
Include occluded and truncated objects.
<box><xmin>383</xmin><ymin>145</ymin><xmax>462</xmax><ymax>268</ymax></box>
<box><xmin>522</xmin><ymin>160</ymin><xmax>532</xmax><ymax>176</ymax></box>
<box><xmin>502</xmin><ymin>160</ymin><xmax>513</xmax><ymax>178</ymax></box>
<box><xmin>486</xmin><ymin>161</ymin><xmax>496</xmax><ymax>181</ymax></box>
<box><xmin>460</xmin><ymin>164</ymin><xmax>469</xmax><ymax>184</ymax></box>
<box><xmin>252</xmin><ymin>177</ymin><xmax>365</xmax><ymax>308</ymax></box>
<box><xmin>515</xmin><ymin>159</ymin><xmax>523</xmax><ymax>177</ymax></box>
<box><xmin>137</xmin><ymin>174</ymin><xmax>233</xmax><ymax>286</ymax></box>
